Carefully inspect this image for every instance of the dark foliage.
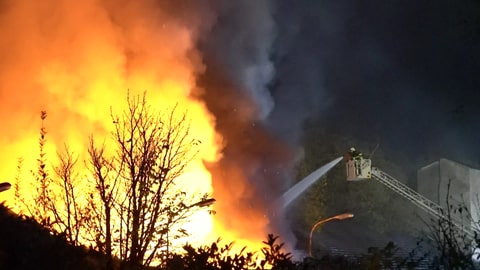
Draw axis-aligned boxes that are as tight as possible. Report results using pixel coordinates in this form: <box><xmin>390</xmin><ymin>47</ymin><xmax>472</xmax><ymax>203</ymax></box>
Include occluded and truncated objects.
<box><xmin>299</xmin><ymin>255</ymin><xmax>360</xmax><ymax>270</ymax></box>
<box><xmin>362</xmin><ymin>241</ymin><xmax>428</xmax><ymax>270</ymax></box>
<box><xmin>0</xmin><ymin>202</ymin><xmax>444</xmax><ymax>270</ymax></box>
<box><xmin>166</xmin><ymin>234</ymin><xmax>296</xmax><ymax>270</ymax></box>
<box><xmin>166</xmin><ymin>239</ymin><xmax>257</xmax><ymax>270</ymax></box>
<box><xmin>300</xmin><ymin>241</ymin><xmax>427</xmax><ymax>270</ymax></box>
<box><xmin>0</xmin><ymin>203</ymin><xmax>106</xmax><ymax>270</ymax></box>
<box><xmin>423</xmin><ymin>185</ymin><xmax>480</xmax><ymax>270</ymax></box>
<box><xmin>260</xmin><ymin>234</ymin><xmax>295</xmax><ymax>270</ymax></box>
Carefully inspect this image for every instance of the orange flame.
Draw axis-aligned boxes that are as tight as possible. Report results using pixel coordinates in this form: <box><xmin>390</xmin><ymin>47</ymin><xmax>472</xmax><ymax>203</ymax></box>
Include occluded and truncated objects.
<box><xmin>0</xmin><ymin>0</ymin><xmax>275</xmax><ymax>255</ymax></box>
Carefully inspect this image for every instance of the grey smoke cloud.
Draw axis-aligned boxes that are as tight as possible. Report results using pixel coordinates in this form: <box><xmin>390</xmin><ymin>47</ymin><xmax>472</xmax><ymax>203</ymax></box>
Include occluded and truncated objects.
<box><xmin>199</xmin><ymin>0</ymin><xmax>276</xmax><ymax>120</ymax></box>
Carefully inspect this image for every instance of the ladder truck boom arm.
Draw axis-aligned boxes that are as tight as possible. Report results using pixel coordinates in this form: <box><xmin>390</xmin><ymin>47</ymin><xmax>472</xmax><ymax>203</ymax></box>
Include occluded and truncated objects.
<box><xmin>371</xmin><ymin>166</ymin><xmax>476</xmax><ymax>238</ymax></box>
<box><xmin>371</xmin><ymin>167</ymin><xmax>445</xmax><ymax>220</ymax></box>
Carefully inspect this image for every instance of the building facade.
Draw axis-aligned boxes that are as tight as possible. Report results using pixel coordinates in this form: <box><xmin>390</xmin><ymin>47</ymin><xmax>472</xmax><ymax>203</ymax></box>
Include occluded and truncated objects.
<box><xmin>417</xmin><ymin>159</ymin><xmax>480</xmax><ymax>228</ymax></box>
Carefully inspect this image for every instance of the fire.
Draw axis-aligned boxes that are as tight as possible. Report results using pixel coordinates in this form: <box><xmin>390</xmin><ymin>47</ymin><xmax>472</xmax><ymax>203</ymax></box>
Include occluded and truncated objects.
<box><xmin>0</xmin><ymin>0</ymin><xmax>272</xmax><ymax>258</ymax></box>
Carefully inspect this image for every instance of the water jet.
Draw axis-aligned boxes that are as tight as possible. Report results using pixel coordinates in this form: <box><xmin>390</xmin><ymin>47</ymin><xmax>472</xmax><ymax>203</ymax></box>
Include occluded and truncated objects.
<box><xmin>280</xmin><ymin>156</ymin><xmax>343</xmax><ymax>209</ymax></box>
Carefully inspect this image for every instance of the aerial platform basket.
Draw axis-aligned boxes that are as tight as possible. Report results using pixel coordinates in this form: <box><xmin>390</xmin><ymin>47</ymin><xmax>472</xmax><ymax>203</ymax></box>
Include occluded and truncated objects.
<box><xmin>345</xmin><ymin>149</ymin><xmax>372</xmax><ymax>181</ymax></box>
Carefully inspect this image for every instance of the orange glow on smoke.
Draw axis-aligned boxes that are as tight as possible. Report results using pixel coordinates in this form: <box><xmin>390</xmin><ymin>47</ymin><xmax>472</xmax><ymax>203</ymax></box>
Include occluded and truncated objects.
<box><xmin>0</xmin><ymin>0</ymin><xmax>268</xmax><ymax>256</ymax></box>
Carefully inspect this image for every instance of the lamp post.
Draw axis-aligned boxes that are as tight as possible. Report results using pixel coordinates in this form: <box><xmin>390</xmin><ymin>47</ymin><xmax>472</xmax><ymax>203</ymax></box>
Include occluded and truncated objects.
<box><xmin>187</xmin><ymin>198</ymin><xmax>216</xmax><ymax>209</ymax></box>
<box><xmin>308</xmin><ymin>213</ymin><xmax>354</xmax><ymax>257</ymax></box>
<box><xmin>165</xmin><ymin>197</ymin><xmax>216</xmax><ymax>260</ymax></box>
<box><xmin>0</xmin><ymin>182</ymin><xmax>11</xmax><ymax>192</ymax></box>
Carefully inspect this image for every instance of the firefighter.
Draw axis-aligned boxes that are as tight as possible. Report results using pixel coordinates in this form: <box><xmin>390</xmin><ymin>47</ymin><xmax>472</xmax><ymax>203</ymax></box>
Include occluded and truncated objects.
<box><xmin>349</xmin><ymin>147</ymin><xmax>363</xmax><ymax>175</ymax></box>
<box><xmin>344</xmin><ymin>151</ymin><xmax>352</xmax><ymax>161</ymax></box>
<box><xmin>349</xmin><ymin>147</ymin><xmax>359</xmax><ymax>159</ymax></box>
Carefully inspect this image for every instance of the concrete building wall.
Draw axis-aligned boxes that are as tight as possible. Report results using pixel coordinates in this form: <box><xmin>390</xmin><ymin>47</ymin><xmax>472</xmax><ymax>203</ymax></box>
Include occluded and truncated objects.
<box><xmin>417</xmin><ymin>161</ymin><xmax>440</xmax><ymax>204</ymax></box>
<box><xmin>469</xmin><ymin>169</ymin><xmax>480</xmax><ymax>228</ymax></box>
<box><xmin>439</xmin><ymin>159</ymin><xmax>470</xmax><ymax>207</ymax></box>
<box><xmin>417</xmin><ymin>159</ymin><xmax>480</xmax><ymax>226</ymax></box>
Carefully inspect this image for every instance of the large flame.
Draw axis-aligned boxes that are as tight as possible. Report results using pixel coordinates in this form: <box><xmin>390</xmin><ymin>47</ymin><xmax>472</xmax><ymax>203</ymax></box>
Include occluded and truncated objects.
<box><xmin>0</xmin><ymin>0</ymin><xmax>271</xmax><ymax>255</ymax></box>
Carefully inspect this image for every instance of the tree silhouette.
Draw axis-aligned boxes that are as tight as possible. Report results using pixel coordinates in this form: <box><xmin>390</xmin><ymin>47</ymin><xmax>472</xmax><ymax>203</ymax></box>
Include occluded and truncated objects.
<box><xmin>424</xmin><ymin>181</ymin><xmax>480</xmax><ymax>269</ymax></box>
<box><xmin>51</xmin><ymin>147</ymin><xmax>89</xmax><ymax>246</ymax></box>
<box><xmin>87</xmin><ymin>93</ymin><xmax>207</xmax><ymax>268</ymax></box>
<box><xmin>14</xmin><ymin>93</ymin><xmax>210</xmax><ymax>268</ymax></box>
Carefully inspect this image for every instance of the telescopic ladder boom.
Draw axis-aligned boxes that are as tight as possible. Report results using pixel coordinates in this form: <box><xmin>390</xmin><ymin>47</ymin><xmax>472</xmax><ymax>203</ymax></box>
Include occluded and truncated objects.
<box><xmin>371</xmin><ymin>167</ymin><xmax>444</xmax><ymax>220</ymax></box>
<box><xmin>370</xmin><ymin>166</ymin><xmax>476</xmax><ymax>238</ymax></box>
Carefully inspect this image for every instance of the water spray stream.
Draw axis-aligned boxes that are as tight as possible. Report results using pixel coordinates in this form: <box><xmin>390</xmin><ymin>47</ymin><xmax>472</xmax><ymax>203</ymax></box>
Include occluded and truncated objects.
<box><xmin>280</xmin><ymin>156</ymin><xmax>343</xmax><ymax>209</ymax></box>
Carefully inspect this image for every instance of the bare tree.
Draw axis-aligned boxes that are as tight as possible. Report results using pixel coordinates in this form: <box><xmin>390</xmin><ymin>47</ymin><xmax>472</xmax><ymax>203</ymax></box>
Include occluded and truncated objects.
<box><xmin>424</xmin><ymin>181</ymin><xmax>480</xmax><ymax>269</ymax></box>
<box><xmin>23</xmin><ymin>110</ymin><xmax>56</xmax><ymax>228</ymax></box>
<box><xmin>13</xmin><ymin>157</ymin><xmax>24</xmax><ymax>213</ymax></box>
<box><xmin>87</xmin><ymin>138</ymin><xmax>121</xmax><ymax>270</ymax></box>
<box><xmin>50</xmin><ymin>146</ymin><xmax>88</xmax><ymax>246</ymax></box>
<box><xmin>14</xmin><ymin>112</ymin><xmax>90</xmax><ymax>247</ymax></box>
<box><xmin>14</xmin><ymin>94</ymin><xmax>210</xmax><ymax>268</ymax></box>
<box><xmin>88</xmin><ymin>93</ymin><xmax>207</xmax><ymax>268</ymax></box>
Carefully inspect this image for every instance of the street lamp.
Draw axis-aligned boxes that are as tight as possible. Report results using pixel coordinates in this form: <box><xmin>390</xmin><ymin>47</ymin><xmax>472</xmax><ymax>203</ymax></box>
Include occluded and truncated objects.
<box><xmin>166</xmin><ymin>197</ymin><xmax>216</xmax><ymax>260</ymax></box>
<box><xmin>308</xmin><ymin>212</ymin><xmax>354</xmax><ymax>256</ymax></box>
<box><xmin>0</xmin><ymin>182</ymin><xmax>11</xmax><ymax>193</ymax></box>
<box><xmin>187</xmin><ymin>198</ymin><xmax>216</xmax><ymax>209</ymax></box>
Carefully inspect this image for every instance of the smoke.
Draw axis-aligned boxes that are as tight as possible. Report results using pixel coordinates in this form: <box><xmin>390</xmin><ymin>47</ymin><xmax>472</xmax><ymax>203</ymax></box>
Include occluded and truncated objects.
<box><xmin>196</xmin><ymin>0</ymin><xmax>339</xmax><ymax>249</ymax></box>
<box><xmin>198</xmin><ymin>0</ymin><xmax>276</xmax><ymax>120</ymax></box>
<box><xmin>195</xmin><ymin>69</ymin><xmax>294</xmax><ymax>245</ymax></box>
